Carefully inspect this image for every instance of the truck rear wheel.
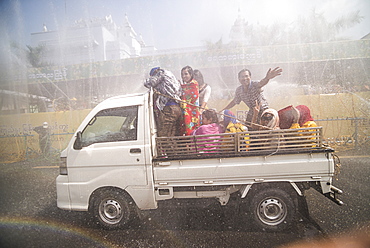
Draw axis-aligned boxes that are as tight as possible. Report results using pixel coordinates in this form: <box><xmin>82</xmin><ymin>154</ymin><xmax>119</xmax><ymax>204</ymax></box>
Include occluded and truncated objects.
<box><xmin>249</xmin><ymin>188</ymin><xmax>296</xmax><ymax>231</ymax></box>
<box><xmin>91</xmin><ymin>189</ymin><xmax>135</xmax><ymax>229</ymax></box>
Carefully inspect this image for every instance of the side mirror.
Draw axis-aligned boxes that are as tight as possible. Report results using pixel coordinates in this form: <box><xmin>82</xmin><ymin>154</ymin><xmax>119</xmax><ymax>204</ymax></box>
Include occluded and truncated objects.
<box><xmin>73</xmin><ymin>131</ymin><xmax>82</xmax><ymax>150</ymax></box>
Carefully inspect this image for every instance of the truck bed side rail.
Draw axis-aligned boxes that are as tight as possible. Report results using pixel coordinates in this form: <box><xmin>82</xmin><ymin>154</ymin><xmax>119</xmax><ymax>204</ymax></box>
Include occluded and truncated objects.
<box><xmin>155</xmin><ymin>127</ymin><xmax>326</xmax><ymax>159</ymax></box>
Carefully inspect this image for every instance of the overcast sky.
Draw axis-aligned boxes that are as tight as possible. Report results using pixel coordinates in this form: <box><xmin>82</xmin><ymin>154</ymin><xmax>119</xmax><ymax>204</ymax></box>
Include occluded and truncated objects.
<box><xmin>1</xmin><ymin>0</ymin><xmax>370</xmax><ymax>50</ymax></box>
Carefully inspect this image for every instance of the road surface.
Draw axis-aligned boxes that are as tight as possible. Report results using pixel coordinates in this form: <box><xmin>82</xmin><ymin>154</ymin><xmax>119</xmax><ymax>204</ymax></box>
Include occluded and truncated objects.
<box><xmin>0</xmin><ymin>153</ymin><xmax>369</xmax><ymax>248</ymax></box>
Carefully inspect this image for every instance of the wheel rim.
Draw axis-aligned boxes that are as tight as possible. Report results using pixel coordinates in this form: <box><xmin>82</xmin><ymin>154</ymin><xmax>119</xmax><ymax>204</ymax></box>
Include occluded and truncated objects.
<box><xmin>99</xmin><ymin>199</ymin><xmax>123</xmax><ymax>225</ymax></box>
<box><xmin>257</xmin><ymin>198</ymin><xmax>287</xmax><ymax>226</ymax></box>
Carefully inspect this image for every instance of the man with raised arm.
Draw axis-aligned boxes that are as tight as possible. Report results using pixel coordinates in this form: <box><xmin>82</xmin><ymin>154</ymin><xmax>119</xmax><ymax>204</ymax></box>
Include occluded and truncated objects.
<box><xmin>222</xmin><ymin>67</ymin><xmax>282</xmax><ymax>126</ymax></box>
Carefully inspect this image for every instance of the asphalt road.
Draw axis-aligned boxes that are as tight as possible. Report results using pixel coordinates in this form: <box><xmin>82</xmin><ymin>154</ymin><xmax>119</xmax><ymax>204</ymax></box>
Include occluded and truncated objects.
<box><xmin>0</xmin><ymin>153</ymin><xmax>369</xmax><ymax>248</ymax></box>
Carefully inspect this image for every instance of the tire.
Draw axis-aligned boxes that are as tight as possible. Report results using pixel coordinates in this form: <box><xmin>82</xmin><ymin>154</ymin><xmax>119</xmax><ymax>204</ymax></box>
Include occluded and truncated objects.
<box><xmin>249</xmin><ymin>188</ymin><xmax>296</xmax><ymax>231</ymax></box>
<box><xmin>91</xmin><ymin>189</ymin><xmax>135</xmax><ymax>229</ymax></box>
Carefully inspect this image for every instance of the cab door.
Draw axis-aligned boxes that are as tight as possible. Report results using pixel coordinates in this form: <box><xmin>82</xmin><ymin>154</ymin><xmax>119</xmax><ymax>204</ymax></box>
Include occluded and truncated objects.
<box><xmin>66</xmin><ymin>105</ymin><xmax>149</xmax><ymax>209</ymax></box>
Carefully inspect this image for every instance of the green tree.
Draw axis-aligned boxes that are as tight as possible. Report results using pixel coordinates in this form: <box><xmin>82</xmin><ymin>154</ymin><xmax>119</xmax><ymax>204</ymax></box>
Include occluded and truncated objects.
<box><xmin>26</xmin><ymin>44</ymin><xmax>48</xmax><ymax>68</ymax></box>
<box><xmin>289</xmin><ymin>9</ymin><xmax>363</xmax><ymax>44</ymax></box>
<box><xmin>9</xmin><ymin>42</ymin><xmax>50</xmax><ymax>68</ymax></box>
<box><xmin>226</xmin><ymin>8</ymin><xmax>363</xmax><ymax>46</ymax></box>
<box><xmin>205</xmin><ymin>37</ymin><xmax>224</xmax><ymax>50</ymax></box>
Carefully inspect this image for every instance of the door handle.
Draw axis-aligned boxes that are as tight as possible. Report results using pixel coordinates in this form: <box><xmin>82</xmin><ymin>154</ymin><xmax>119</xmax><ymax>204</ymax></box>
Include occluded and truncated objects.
<box><xmin>130</xmin><ymin>148</ymin><xmax>141</xmax><ymax>153</ymax></box>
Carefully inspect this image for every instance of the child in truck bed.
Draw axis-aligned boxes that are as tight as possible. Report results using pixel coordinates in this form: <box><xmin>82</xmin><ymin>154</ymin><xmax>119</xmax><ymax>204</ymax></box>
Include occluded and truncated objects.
<box><xmin>192</xmin><ymin>109</ymin><xmax>222</xmax><ymax>152</ymax></box>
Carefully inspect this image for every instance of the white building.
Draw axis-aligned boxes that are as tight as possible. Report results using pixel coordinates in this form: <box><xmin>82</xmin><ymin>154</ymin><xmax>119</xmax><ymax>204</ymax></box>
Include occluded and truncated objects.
<box><xmin>30</xmin><ymin>15</ymin><xmax>156</xmax><ymax>66</ymax></box>
<box><xmin>229</xmin><ymin>9</ymin><xmax>253</xmax><ymax>45</ymax></box>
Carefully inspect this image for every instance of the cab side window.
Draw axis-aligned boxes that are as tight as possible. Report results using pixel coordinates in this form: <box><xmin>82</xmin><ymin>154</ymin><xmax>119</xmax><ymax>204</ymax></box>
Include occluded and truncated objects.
<box><xmin>79</xmin><ymin>106</ymin><xmax>138</xmax><ymax>147</ymax></box>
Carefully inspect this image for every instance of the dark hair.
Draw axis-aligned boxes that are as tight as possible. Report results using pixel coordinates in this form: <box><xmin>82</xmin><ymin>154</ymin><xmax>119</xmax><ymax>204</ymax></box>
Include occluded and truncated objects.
<box><xmin>261</xmin><ymin>113</ymin><xmax>273</xmax><ymax>121</ymax></box>
<box><xmin>194</xmin><ymin>69</ymin><xmax>205</xmax><ymax>86</ymax></box>
<box><xmin>238</xmin><ymin>69</ymin><xmax>252</xmax><ymax>78</ymax></box>
<box><xmin>181</xmin><ymin>65</ymin><xmax>194</xmax><ymax>81</ymax></box>
<box><xmin>202</xmin><ymin>109</ymin><xmax>219</xmax><ymax>124</ymax></box>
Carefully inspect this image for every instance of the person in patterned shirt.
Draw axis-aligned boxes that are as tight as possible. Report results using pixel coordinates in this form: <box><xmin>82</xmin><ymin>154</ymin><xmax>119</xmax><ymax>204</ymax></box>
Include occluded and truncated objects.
<box><xmin>222</xmin><ymin>67</ymin><xmax>282</xmax><ymax>127</ymax></box>
<box><xmin>144</xmin><ymin>67</ymin><xmax>183</xmax><ymax>137</ymax></box>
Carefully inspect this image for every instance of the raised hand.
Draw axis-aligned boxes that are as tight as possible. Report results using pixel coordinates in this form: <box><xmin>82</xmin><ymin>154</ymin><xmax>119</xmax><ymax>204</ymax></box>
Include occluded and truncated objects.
<box><xmin>253</xmin><ymin>100</ymin><xmax>260</xmax><ymax>116</ymax></box>
<box><xmin>265</xmin><ymin>67</ymin><xmax>282</xmax><ymax>80</ymax></box>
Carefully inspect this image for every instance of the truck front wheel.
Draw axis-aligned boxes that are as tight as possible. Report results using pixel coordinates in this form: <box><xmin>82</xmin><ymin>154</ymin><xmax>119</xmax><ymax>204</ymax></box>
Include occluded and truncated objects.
<box><xmin>91</xmin><ymin>189</ymin><xmax>135</xmax><ymax>229</ymax></box>
<box><xmin>249</xmin><ymin>188</ymin><xmax>296</xmax><ymax>231</ymax></box>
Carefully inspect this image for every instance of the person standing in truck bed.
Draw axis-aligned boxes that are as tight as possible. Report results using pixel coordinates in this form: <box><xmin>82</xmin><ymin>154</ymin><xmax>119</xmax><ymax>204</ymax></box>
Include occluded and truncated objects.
<box><xmin>144</xmin><ymin>67</ymin><xmax>183</xmax><ymax>137</ymax></box>
<box><xmin>222</xmin><ymin>67</ymin><xmax>282</xmax><ymax>125</ymax></box>
<box><xmin>194</xmin><ymin>69</ymin><xmax>211</xmax><ymax>113</ymax></box>
<box><xmin>180</xmin><ymin>66</ymin><xmax>200</xmax><ymax>136</ymax></box>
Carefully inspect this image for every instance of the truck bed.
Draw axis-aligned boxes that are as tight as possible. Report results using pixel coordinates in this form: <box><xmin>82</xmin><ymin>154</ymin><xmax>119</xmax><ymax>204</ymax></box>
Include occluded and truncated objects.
<box><xmin>155</xmin><ymin>127</ymin><xmax>331</xmax><ymax>160</ymax></box>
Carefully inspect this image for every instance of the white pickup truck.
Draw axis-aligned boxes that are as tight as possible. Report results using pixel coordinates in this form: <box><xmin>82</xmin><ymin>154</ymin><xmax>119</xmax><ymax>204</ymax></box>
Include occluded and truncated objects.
<box><xmin>56</xmin><ymin>91</ymin><xmax>343</xmax><ymax>231</ymax></box>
